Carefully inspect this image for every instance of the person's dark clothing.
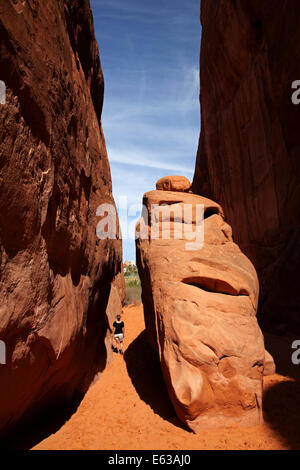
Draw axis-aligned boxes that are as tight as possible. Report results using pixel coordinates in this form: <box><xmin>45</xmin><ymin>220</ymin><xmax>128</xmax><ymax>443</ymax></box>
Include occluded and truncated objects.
<box><xmin>113</xmin><ymin>321</ymin><xmax>124</xmax><ymax>335</ymax></box>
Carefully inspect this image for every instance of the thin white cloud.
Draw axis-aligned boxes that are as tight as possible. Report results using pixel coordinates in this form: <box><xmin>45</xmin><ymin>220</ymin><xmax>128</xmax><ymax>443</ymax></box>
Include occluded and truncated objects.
<box><xmin>93</xmin><ymin>0</ymin><xmax>200</xmax><ymax>25</ymax></box>
<box><xmin>108</xmin><ymin>147</ymin><xmax>194</xmax><ymax>174</ymax></box>
<box><xmin>103</xmin><ymin>97</ymin><xmax>198</xmax><ymax>124</ymax></box>
<box><xmin>103</xmin><ymin>120</ymin><xmax>198</xmax><ymax>149</ymax></box>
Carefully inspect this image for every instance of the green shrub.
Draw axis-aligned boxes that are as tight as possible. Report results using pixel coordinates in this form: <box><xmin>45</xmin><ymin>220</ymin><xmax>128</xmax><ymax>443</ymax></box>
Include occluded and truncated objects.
<box><xmin>126</xmin><ymin>279</ymin><xmax>140</xmax><ymax>288</ymax></box>
<box><xmin>123</xmin><ymin>284</ymin><xmax>141</xmax><ymax>306</ymax></box>
<box><xmin>124</xmin><ymin>265</ymin><xmax>138</xmax><ymax>276</ymax></box>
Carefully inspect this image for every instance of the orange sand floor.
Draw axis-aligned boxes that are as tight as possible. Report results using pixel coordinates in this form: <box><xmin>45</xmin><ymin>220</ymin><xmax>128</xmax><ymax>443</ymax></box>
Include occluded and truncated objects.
<box><xmin>32</xmin><ymin>304</ymin><xmax>300</xmax><ymax>450</ymax></box>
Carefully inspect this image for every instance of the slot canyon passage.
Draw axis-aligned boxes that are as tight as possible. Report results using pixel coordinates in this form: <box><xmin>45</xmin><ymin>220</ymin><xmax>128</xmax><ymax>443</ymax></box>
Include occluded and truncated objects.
<box><xmin>0</xmin><ymin>0</ymin><xmax>300</xmax><ymax>450</ymax></box>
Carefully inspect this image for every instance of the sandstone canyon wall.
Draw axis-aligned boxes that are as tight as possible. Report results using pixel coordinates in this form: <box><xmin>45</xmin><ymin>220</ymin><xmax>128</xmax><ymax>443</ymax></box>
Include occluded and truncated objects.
<box><xmin>0</xmin><ymin>0</ymin><xmax>123</xmax><ymax>439</ymax></box>
<box><xmin>136</xmin><ymin>177</ymin><xmax>265</xmax><ymax>432</ymax></box>
<box><xmin>193</xmin><ymin>0</ymin><xmax>300</xmax><ymax>334</ymax></box>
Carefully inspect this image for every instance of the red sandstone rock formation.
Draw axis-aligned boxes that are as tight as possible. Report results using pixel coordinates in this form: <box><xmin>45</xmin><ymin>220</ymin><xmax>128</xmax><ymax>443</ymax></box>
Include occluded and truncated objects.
<box><xmin>0</xmin><ymin>0</ymin><xmax>123</xmax><ymax>439</ymax></box>
<box><xmin>156</xmin><ymin>175</ymin><xmax>191</xmax><ymax>192</ymax></box>
<box><xmin>264</xmin><ymin>350</ymin><xmax>276</xmax><ymax>377</ymax></box>
<box><xmin>136</xmin><ymin>177</ymin><xmax>266</xmax><ymax>431</ymax></box>
<box><xmin>192</xmin><ymin>0</ymin><xmax>300</xmax><ymax>334</ymax></box>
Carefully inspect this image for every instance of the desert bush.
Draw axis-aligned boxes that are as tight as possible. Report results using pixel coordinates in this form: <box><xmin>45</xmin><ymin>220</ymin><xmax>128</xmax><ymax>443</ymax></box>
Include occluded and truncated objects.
<box><xmin>124</xmin><ymin>265</ymin><xmax>138</xmax><ymax>276</ymax></box>
<box><xmin>126</xmin><ymin>279</ymin><xmax>140</xmax><ymax>288</ymax></box>
<box><xmin>124</xmin><ymin>284</ymin><xmax>141</xmax><ymax>306</ymax></box>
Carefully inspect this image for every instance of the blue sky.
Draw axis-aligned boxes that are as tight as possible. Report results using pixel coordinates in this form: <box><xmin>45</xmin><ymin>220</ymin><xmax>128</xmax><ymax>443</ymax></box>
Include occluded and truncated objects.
<box><xmin>90</xmin><ymin>0</ymin><xmax>201</xmax><ymax>260</ymax></box>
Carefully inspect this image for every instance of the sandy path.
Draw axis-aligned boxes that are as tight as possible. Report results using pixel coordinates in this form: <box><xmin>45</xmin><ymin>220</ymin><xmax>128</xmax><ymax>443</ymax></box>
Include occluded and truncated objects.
<box><xmin>33</xmin><ymin>304</ymin><xmax>300</xmax><ymax>450</ymax></box>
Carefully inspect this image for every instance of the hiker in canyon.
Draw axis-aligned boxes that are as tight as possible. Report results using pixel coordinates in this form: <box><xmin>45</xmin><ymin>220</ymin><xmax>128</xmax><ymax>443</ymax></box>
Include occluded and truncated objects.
<box><xmin>112</xmin><ymin>314</ymin><xmax>125</xmax><ymax>355</ymax></box>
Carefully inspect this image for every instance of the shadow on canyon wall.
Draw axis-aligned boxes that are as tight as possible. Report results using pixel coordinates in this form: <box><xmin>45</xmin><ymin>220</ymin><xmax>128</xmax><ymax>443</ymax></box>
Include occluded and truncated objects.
<box><xmin>263</xmin><ymin>379</ymin><xmax>300</xmax><ymax>450</ymax></box>
<box><xmin>263</xmin><ymin>332</ymin><xmax>300</xmax><ymax>450</ymax></box>
<box><xmin>0</xmin><ymin>276</ymin><xmax>114</xmax><ymax>450</ymax></box>
<box><xmin>0</xmin><ymin>392</ymin><xmax>84</xmax><ymax>450</ymax></box>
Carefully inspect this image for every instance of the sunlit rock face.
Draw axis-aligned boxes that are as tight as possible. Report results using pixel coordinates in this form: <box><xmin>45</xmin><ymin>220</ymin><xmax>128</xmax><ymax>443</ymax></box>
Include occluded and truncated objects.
<box><xmin>136</xmin><ymin>177</ymin><xmax>266</xmax><ymax>432</ymax></box>
<box><xmin>193</xmin><ymin>0</ymin><xmax>300</xmax><ymax>335</ymax></box>
<box><xmin>0</xmin><ymin>0</ymin><xmax>123</xmax><ymax>438</ymax></box>
<box><xmin>156</xmin><ymin>175</ymin><xmax>191</xmax><ymax>192</ymax></box>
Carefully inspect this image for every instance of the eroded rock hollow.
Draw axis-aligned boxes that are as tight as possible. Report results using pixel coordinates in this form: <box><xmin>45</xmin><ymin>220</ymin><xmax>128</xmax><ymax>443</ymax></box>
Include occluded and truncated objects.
<box><xmin>0</xmin><ymin>0</ymin><xmax>123</xmax><ymax>438</ymax></box>
<box><xmin>136</xmin><ymin>176</ymin><xmax>266</xmax><ymax>432</ymax></box>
